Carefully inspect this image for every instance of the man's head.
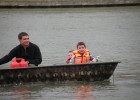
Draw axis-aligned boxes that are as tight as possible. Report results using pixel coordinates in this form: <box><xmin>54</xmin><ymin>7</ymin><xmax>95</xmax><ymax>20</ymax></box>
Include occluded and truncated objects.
<box><xmin>18</xmin><ymin>32</ymin><xmax>30</xmax><ymax>48</ymax></box>
<box><xmin>77</xmin><ymin>42</ymin><xmax>86</xmax><ymax>54</ymax></box>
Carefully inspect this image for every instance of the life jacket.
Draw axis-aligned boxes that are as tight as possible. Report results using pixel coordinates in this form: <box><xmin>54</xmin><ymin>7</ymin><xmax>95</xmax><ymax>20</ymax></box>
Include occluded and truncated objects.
<box><xmin>73</xmin><ymin>50</ymin><xmax>90</xmax><ymax>64</ymax></box>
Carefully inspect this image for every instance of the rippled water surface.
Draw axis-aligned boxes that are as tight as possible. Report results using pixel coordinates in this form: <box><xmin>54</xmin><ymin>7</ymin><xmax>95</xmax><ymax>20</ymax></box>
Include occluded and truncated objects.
<box><xmin>0</xmin><ymin>6</ymin><xmax>140</xmax><ymax>100</ymax></box>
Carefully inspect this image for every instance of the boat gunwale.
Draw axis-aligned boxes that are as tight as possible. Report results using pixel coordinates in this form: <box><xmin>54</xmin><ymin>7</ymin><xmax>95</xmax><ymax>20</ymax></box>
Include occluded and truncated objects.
<box><xmin>0</xmin><ymin>61</ymin><xmax>121</xmax><ymax>71</ymax></box>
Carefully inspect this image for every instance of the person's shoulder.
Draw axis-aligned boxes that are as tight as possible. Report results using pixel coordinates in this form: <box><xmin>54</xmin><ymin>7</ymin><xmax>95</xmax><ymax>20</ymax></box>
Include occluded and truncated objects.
<box><xmin>86</xmin><ymin>49</ymin><xmax>90</xmax><ymax>52</ymax></box>
<box><xmin>72</xmin><ymin>50</ymin><xmax>77</xmax><ymax>54</ymax></box>
<box><xmin>13</xmin><ymin>44</ymin><xmax>21</xmax><ymax>50</ymax></box>
<box><xmin>85</xmin><ymin>49</ymin><xmax>91</xmax><ymax>55</ymax></box>
<box><xmin>30</xmin><ymin>42</ymin><xmax>39</xmax><ymax>47</ymax></box>
<box><xmin>9</xmin><ymin>44</ymin><xmax>21</xmax><ymax>53</ymax></box>
<box><xmin>29</xmin><ymin>42</ymin><xmax>40</xmax><ymax>50</ymax></box>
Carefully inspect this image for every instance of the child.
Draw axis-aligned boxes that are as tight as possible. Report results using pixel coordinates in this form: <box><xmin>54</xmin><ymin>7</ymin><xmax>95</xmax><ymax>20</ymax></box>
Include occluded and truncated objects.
<box><xmin>66</xmin><ymin>50</ymin><xmax>74</xmax><ymax>64</ymax></box>
<box><xmin>69</xmin><ymin>42</ymin><xmax>96</xmax><ymax>64</ymax></box>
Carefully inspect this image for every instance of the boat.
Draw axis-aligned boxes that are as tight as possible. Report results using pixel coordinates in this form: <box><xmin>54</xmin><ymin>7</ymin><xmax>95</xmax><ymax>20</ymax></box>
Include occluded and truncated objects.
<box><xmin>0</xmin><ymin>61</ymin><xmax>120</xmax><ymax>84</ymax></box>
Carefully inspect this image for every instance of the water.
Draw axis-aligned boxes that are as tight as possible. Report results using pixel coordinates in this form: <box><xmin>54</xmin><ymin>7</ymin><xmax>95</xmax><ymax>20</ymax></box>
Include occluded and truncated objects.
<box><xmin>0</xmin><ymin>6</ymin><xmax>140</xmax><ymax>100</ymax></box>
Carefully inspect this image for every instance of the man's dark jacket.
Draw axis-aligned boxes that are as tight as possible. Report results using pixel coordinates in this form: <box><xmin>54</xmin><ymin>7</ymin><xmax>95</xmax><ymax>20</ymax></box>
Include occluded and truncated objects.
<box><xmin>0</xmin><ymin>42</ymin><xmax>42</xmax><ymax>66</ymax></box>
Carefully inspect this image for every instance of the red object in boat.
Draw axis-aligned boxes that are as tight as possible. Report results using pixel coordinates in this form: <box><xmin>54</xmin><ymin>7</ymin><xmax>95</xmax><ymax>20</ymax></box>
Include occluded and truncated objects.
<box><xmin>10</xmin><ymin>58</ymin><xmax>28</xmax><ymax>68</ymax></box>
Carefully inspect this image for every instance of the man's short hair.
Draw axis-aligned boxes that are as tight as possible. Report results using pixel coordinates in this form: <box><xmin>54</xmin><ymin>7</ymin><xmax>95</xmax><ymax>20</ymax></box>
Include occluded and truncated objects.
<box><xmin>18</xmin><ymin>32</ymin><xmax>29</xmax><ymax>39</ymax></box>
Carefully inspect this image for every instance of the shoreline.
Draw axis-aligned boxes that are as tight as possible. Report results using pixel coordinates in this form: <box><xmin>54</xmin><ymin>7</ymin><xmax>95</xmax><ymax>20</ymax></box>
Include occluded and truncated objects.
<box><xmin>0</xmin><ymin>4</ymin><xmax>140</xmax><ymax>8</ymax></box>
<box><xmin>0</xmin><ymin>0</ymin><xmax>140</xmax><ymax>8</ymax></box>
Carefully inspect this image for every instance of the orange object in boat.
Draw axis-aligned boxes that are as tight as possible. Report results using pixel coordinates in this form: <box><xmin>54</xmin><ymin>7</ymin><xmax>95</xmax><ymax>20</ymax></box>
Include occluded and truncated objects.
<box><xmin>10</xmin><ymin>58</ymin><xmax>28</xmax><ymax>68</ymax></box>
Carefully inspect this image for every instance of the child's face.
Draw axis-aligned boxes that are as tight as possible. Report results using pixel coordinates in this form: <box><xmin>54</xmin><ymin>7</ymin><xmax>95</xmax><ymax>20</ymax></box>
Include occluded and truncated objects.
<box><xmin>77</xmin><ymin>45</ymin><xmax>86</xmax><ymax>54</ymax></box>
<box><xmin>68</xmin><ymin>52</ymin><xmax>73</xmax><ymax>58</ymax></box>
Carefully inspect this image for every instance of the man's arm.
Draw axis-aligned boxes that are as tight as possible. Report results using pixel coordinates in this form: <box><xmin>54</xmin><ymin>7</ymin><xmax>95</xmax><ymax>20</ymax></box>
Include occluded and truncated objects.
<box><xmin>0</xmin><ymin>49</ymin><xmax>16</xmax><ymax>65</ymax></box>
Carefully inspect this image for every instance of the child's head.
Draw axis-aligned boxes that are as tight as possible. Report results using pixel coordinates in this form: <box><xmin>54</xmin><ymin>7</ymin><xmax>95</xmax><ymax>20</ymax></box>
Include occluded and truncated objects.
<box><xmin>68</xmin><ymin>50</ymin><xmax>74</xmax><ymax>58</ymax></box>
<box><xmin>77</xmin><ymin>42</ymin><xmax>86</xmax><ymax>54</ymax></box>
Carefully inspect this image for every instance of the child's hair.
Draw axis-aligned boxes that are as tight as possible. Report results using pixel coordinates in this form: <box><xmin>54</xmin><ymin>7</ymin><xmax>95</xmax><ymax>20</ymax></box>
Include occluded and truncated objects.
<box><xmin>77</xmin><ymin>42</ymin><xmax>86</xmax><ymax>48</ymax></box>
<box><xmin>68</xmin><ymin>50</ymin><xmax>74</xmax><ymax>53</ymax></box>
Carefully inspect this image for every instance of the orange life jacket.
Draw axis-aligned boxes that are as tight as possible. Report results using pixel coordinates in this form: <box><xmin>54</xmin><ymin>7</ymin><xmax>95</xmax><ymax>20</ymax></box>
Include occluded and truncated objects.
<box><xmin>73</xmin><ymin>50</ymin><xmax>90</xmax><ymax>64</ymax></box>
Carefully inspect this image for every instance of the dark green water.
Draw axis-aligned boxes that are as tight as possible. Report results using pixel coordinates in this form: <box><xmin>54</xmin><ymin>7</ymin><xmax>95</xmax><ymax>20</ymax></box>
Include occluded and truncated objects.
<box><xmin>0</xmin><ymin>6</ymin><xmax>140</xmax><ymax>100</ymax></box>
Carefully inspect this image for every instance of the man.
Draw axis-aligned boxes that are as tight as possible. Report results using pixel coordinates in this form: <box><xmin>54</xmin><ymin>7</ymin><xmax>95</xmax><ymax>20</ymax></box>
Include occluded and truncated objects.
<box><xmin>0</xmin><ymin>32</ymin><xmax>42</xmax><ymax>66</ymax></box>
<box><xmin>69</xmin><ymin>42</ymin><xmax>96</xmax><ymax>64</ymax></box>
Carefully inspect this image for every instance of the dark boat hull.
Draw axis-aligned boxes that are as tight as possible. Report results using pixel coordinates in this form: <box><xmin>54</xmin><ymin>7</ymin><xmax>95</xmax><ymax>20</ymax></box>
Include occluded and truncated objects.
<box><xmin>0</xmin><ymin>61</ymin><xmax>120</xmax><ymax>84</ymax></box>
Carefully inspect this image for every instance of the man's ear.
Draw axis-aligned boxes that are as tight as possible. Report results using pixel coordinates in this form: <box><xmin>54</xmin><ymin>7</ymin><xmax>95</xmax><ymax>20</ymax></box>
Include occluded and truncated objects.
<box><xmin>18</xmin><ymin>39</ymin><xmax>21</xmax><ymax>42</ymax></box>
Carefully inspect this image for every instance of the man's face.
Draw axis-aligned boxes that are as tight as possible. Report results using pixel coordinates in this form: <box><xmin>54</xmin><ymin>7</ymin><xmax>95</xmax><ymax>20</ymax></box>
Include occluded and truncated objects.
<box><xmin>19</xmin><ymin>36</ymin><xmax>30</xmax><ymax>47</ymax></box>
<box><xmin>77</xmin><ymin>45</ymin><xmax>86</xmax><ymax>54</ymax></box>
